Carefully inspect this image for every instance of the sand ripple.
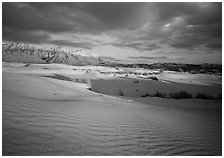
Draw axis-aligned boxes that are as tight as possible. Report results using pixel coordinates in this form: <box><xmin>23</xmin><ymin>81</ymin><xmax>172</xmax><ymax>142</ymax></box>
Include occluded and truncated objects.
<box><xmin>2</xmin><ymin>90</ymin><xmax>221</xmax><ymax>155</ymax></box>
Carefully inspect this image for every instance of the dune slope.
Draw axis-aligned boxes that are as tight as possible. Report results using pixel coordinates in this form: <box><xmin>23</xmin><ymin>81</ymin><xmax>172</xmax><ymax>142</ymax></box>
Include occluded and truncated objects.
<box><xmin>2</xmin><ymin>66</ymin><xmax>222</xmax><ymax>156</ymax></box>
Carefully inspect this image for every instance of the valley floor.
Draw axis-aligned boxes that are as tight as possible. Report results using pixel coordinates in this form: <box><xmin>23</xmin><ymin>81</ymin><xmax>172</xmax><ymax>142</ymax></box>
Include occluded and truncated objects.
<box><xmin>2</xmin><ymin>62</ymin><xmax>222</xmax><ymax>155</ymax></box>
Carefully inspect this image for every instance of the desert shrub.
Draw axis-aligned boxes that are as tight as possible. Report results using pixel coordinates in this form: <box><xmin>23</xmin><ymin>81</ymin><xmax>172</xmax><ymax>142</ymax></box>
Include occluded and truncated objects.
<box><xmin>141</xmin><ymin>93</ymin><xmax>149</xmax><ymax>97</ymax></box>
<box><xmin>152</xmin><ymin>91</ymin><xmax>166</xmax><ymax>98</ymax></box>
<box><xmin>80</xmin><ymin>79</ymin><xmax>86</xmax><ymax>84</ymax></box>
<box><xmin>195</xmin><ymin>93</ymin><xmax>214</xmax><ymax>100</ymax></box>
<box><xmin>150</xmin><ymin>76</ymin><xmax>159</xmax><ymax>81</ymax></box>
<box><xmin>141</xmin><ymin>90</ymin><xmax>217</xmax><ymax>100</ymax></box>
<box><xmin>119</xmin><ymin>89</ymin><xmax>124</xmax><ymax>96</ymax></box>
<box><xmin>170</xmin><ymin>91</ymin><xmax>192</xmax><ymax>99</ymax></box>
<box><xmin>73</xmin><ymin>78</ymin><xmax>89</xmax><ymax>84</ymax></box>
<box><xmin>24</xmin><ymin>63</ymin><xmax>30</xmax><ymax>67</ymax></box>
<box><xmin>134</xmin><ymin>80</ymin><xmax>139</xmax><ymax>83</ymax></box>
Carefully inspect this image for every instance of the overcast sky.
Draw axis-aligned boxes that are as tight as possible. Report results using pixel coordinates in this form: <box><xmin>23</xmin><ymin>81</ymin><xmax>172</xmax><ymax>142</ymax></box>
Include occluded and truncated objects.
<box><xmin>2</xmin><ymin>2</ymin><xmax>222</xmax><ymax>64</ymax></box>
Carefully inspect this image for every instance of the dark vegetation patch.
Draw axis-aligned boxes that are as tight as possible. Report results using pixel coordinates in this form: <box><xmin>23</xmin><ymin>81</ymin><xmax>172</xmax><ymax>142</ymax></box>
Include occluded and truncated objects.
<box><xmin>152</xmin><ymin>91</ymin><xmax>167</xmax><ymax>98</ymax></box>
<box><xmin>134</xmin><ymin>80</ymin><xmax>139</xmax><ymax>83</ymax></box>
<box><xmin>24</xmin><ymin>63</ymin><xmax>30</xmax><ymax>67</ymax></box>
<box><xmin>141</xmin><ymin>91</ymin><xmax>166</xmax><ymax>98</ymax></box>
<box><xmin>43</xmin><ymin>74</ymin><xmax>73</xmax><ymax>81</ymax></box>
<box><xmin>195</xmin><ymin>93</ymin><xmax>214</xmax><ymax>100</ymax></box>
<box><xmin>74</xmin><ymin>78</ymin><xmax>89</xmax><ymax>84</ymax></box>
<box><xmin>149</xmin><ymin>76</ymin><xmax>159</xmax><ymax>81</ymax></box>
<box><xmin>119</xmin><ymin>89</ymin><xmax>124</xmax><ymax>96</ymax></box>
<box><xmin>170</xmin><ymin>91</ymin><xmax>193</xmax><ymax>99</ymax></box>
<box><xmin>141</xmin><ymin>91</ymin><xmax>220</xmax><ymax>100</ymax></box>
<box><xmin>141</xmin><ymin>93</ymin><xmax>149</xmax><ymax>97</ymax></box>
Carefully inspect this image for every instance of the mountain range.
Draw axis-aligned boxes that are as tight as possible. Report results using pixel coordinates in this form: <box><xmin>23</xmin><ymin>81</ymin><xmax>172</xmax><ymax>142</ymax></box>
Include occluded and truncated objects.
<box><xmin>2</xmin><ymin>41</ymin><xmax>221</xmax><ymax>75</ymax></box>
<box><xmin>2</xmin><ymin>42</ymin><xmax>111</xmax><ymax>66</ymax></box>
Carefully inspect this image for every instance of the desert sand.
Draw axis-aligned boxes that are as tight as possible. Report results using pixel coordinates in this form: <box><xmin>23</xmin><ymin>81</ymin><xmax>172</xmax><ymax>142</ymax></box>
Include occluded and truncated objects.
<box><xmin>2</xmin><ymin>62</ymin><xmax>222</xmax><ymax>155</ymax></box>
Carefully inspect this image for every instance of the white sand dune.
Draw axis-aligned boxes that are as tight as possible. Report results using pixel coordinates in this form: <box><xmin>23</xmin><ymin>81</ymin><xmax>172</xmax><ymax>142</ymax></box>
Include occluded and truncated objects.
<box><xmin>2</xmin><ymin>63</ymin><xmax>222</xmax><ymax>156</ymax></box>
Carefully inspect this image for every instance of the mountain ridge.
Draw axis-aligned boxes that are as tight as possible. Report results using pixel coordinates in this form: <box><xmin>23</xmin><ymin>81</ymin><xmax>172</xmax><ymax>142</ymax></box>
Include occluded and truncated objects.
<box><xmin>2</xmin><ymin>41</ymin><xmax>221</xmax><ymax>75</ymax></box>
<box><xmin>2</xmin><ymin>41</ymin><xmax>111</xmax><ymax>66</ymax></box>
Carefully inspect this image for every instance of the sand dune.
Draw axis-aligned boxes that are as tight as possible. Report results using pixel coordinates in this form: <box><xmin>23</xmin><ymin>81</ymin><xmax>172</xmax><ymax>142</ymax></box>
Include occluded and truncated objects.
<box><xmin>2</xmin><ymin>63</ymin><xmax>222</xmax><ymax>155</ymax></box>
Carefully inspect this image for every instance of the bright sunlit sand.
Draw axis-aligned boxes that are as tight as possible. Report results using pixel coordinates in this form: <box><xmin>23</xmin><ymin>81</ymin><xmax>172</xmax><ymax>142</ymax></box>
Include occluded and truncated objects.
<box><xmin>2</xmin><ymin>62</ymin><xmax>221</xmax><ymax>155</ymax></box>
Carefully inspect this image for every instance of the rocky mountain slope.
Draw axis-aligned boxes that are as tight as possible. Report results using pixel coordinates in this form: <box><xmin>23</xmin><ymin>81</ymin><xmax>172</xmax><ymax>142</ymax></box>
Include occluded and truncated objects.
<box><xmin>2</xmin><ymin>42</ymin><xmax>111</xmax><ymax>66</ymax></box>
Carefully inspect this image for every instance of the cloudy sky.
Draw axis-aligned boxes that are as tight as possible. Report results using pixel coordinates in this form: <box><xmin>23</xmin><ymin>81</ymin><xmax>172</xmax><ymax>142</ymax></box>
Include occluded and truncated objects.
<box><xmin>2</xmin><ymin>2</ymin><xmax>222</xmax><ymax>64</ymax></box>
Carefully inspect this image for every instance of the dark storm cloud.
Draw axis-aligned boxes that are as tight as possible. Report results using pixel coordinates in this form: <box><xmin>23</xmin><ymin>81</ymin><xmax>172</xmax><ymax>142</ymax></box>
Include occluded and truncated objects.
<box><xmin>3</xmin><ymin>2</ymin><xmax>147</xmax><ymax>34</ymax></box>
<box><xmin>150</xmin><ymin>2</ymin><xmax>221</xmax><ymax>25</ymax></box>
<box><xmin>2</xmin><ymin>3</ymin><xmax>74</xmax><ymax>33</ymax></box>
<box><xmin>151</xmin><ymin>3</ymin><xmax>199</xmax><ymax>22</ymax></box>
<box><xmin>185</xmin><ymin>3</ymin><xmax>222</xmax><ymax>25</ymax></box>
<box><xmin>152</xmin><ymin>2</ymin><xmax>222</xmax><ymax>50</ymax></box>
<box><xmin>2</xmin><ymin>2</ymin><xmax>222</xmax><ymax>52</ymax></box>
<box><xmin>3</xmin><ymin>27</ymin><xmax>50</xmax><ymax>44</ymax></box>
<box><xmin>204</xmin><ymin>40</ymin><xmax>222</xmax><ymax>49</ymax></box>
<box><xmin>79</xmin><ymin>3</ymin><xmax>147</xmax><ymax>29</ymax></box>
<box><xmin>168</xmin><ymin>22</ymin><xmax>222</xmax><ymax>50</ymax></box>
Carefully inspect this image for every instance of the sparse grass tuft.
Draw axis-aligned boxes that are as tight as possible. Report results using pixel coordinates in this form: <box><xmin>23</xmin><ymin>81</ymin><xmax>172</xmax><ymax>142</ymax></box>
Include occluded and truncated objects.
<box><xmin>151</xmin><ymin>91</ymin><xmax>166</xmax><ymax>98</ymax></box>
<box><xmin>195</xmin><ymin>93</ymin><xmax>214</xmax><ymax>100</ymax></box>
<box><xmin>142</xmin><ymin>91</ymin><xmax>218</xmax><ymax>100</ymax></box>
<box><xmin>141</xmin><ymin>93</ymin><xmax>149</xmax><ymax>97</ymax></box>
<box><xmin>24</xmin><ymin>63</ymin><xmax>30</xmax><ymax>67</ymax></box>
<box><xmin>74</xmin><ymin>78</ymin><xmax>88</xmax><ymax>84</ymax></box>
<box><xmin>119</xmin><ymin>89</ymin><xmax>124</xmax><ymax>96</ymax></box>
<box><xmin>150</xmin><ymin>76</ymin><xmax>159</xmax><ymax>81</ymax></box>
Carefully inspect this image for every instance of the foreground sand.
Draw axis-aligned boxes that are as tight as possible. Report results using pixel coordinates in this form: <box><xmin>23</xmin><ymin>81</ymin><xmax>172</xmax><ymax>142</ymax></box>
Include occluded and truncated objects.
<box><xmin>2</xmin><ymin>63</ymin><xmax>222</xmax><ymax>155</ymax></box>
